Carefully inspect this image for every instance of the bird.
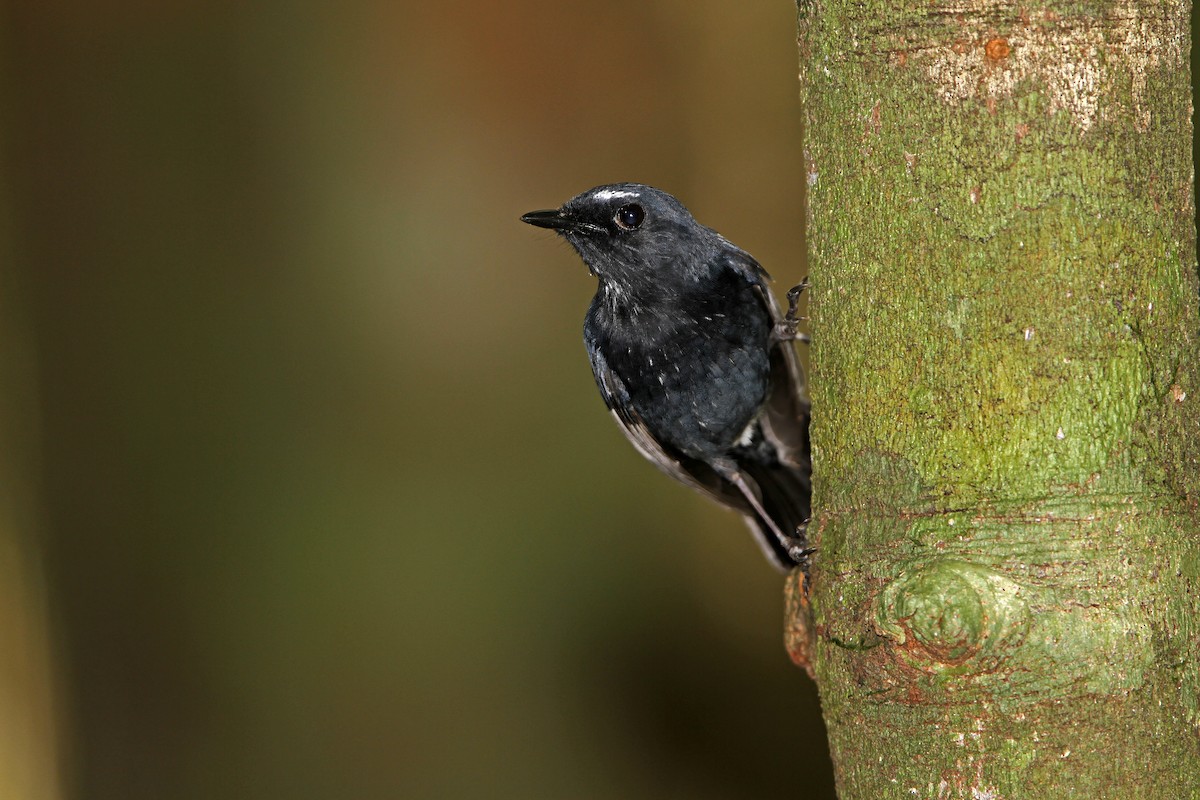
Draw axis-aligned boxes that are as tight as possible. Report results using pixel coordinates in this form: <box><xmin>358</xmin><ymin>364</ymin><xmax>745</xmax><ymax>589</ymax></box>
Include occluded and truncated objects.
<box><xmin>521</xmin><ymin>183</ymin><xmax>812</xmax><ymax>570</ymax></box>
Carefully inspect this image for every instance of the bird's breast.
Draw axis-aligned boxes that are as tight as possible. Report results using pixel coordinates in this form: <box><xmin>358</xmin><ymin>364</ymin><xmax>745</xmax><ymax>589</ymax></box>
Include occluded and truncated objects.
<box><xmin>586</xmin><ymin>277</ymin><xmax>772</xmax><ymax>458</ymax></box>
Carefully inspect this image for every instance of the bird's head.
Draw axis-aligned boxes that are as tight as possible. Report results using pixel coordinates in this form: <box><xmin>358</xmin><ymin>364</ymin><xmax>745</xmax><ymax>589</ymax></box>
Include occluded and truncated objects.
<box><xmin>522</xmin><ymin>183</ymin><xmax>725</xmax><ymax>291</ymax></box>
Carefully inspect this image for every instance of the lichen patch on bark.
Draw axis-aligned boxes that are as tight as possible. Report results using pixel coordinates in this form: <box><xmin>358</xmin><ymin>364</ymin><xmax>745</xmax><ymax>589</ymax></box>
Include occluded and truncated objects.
<box><xmin>918</xmin><ymin>0</ymin><xmax>1186</xmax><ymax>134</ymax></box>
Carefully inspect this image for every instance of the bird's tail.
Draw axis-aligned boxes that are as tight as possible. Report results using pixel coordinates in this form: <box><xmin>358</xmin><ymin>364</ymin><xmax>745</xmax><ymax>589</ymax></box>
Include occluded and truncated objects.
<box><xmin>738</xmin><ymin>457</ymin><xmax>812</xmax><ymax>571</ymax></box>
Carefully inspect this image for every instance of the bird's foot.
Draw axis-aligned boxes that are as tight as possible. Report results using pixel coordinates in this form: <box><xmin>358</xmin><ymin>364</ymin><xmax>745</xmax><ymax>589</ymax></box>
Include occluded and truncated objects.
<box><xmin>786</xmin><ymin>520</ymin><xmax>815</xmax><ymax>572</ymax></box>
<box><xmin>786</xmin><ymin>277</ymin><xmax>809</xmax><ymax>314</ymax></box>
<box><xmin>775</xmin><ymin>277</ymin><xmax>810</xmax><ymax>343</ymax></box>
<box><xmin>789</xmin><ymin>544</ymin><xmax>816</xmax><ymax>570</ymax></box>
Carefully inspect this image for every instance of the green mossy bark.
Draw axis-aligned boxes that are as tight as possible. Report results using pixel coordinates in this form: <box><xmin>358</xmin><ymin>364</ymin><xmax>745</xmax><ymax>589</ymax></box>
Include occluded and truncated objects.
<box><xmin>795</xmin><ymin>0</ymin><xmax>1200</xmax><ymax>796</ymax></box>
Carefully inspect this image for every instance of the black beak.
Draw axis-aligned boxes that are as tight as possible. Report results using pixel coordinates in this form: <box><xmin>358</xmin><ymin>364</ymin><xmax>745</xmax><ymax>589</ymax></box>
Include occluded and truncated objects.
<box><xmin>521</xmin><ymin>208</ymin><xmax>605</xmax><ymax>235</ymax></box>
<box><xmin>520</xmin><ymin>209</ymin><xmax>575</xmax><ymax>230</ymax></box>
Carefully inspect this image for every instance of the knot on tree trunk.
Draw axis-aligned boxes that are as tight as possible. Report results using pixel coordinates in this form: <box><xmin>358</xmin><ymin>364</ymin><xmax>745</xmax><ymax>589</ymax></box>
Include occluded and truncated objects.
<box><xmin>873</xmin><ymin>559</ymin><xmax>1029</xmax><ymax>672</ymax></box>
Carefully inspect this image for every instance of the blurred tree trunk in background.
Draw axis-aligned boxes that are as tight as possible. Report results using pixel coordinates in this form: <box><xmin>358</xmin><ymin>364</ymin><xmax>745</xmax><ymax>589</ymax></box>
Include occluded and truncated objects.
<box><xmin>794</xmin><ymin>0</ymin><xmax>1200</xmax><ymax>796</ymax></box>
<box><xmin>0</xmin><ymin>77</ymin><xmax>63</xmax><ymax>800</ymax></box>
<box><xmin>0</xmin><ymin>501</ymin><xmax>61</xmax><ymax>800</ymax></box>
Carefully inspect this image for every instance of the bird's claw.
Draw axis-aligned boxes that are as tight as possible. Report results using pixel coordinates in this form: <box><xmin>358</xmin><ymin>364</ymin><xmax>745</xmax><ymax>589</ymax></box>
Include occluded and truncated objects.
<box><xmin>775</xmin><ymin>277</ymin><xmax>811</xmax><ymax>343</ymax></box>
<box><xmin>786</xmin><ymin>278</ymin><xmax>809</xmax><ymax>311</ymax></box>
<box><xmin>775</xmin><ymin>323</ymin><xmax>811</xmax><ymax>344</ymax></box>
<box><xmin>787</xmin><ymin>519</ymin><xmax>815</xmax><ymax>572</ymax></box>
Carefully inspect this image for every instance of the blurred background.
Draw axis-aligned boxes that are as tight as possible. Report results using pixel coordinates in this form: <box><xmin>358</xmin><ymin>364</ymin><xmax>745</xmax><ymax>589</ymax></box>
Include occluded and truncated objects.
<box><xmin>0</xmin><ymin>2</ymin><xmax>832</xmax><ymax>798</ymax></box>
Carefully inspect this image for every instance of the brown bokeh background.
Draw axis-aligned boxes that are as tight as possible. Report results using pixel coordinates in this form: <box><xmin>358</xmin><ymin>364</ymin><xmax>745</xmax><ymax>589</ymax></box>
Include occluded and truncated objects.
<box><xmin>3</xmin><ymin>2</ymin><xmax>829</xmax><ymax>798</ymax></box>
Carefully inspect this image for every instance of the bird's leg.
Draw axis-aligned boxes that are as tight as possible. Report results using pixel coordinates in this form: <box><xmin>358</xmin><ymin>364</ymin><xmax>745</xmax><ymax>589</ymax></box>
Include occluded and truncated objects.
<box><xmin>774</xmin><ymin>277</ymin><xmax>811</xmax><ymax>344</ymax></box>
<box><xmin>784</xmin><ymin>277</ymin><xmax>809</xmax><ymax>328</ymax></box>
<box><xmin>711</xmin><ymin>458</ymin><xmax>810</xmax><ymax>566</ymax></box>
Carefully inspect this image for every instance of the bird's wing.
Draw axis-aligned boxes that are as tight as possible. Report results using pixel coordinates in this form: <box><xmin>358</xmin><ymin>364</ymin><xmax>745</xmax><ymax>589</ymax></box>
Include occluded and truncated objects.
<box><xmin>719</xmin><ymin>245</ymin><xmax>812</xmax><ymax>474</ymax></box>
<box><xmin>760</xmin><ymin>289</ymin><xmax>812</xmax><ymax>473</ymax></box>
<box><xmin>719</xmin><ymin>247</ymin><xmax>813</xmax><ymax>569</ymax></box>
<box><xmin>586</xmin><ymin>342</ymin><xmax>744</xmax><ymax>508</ymax></box>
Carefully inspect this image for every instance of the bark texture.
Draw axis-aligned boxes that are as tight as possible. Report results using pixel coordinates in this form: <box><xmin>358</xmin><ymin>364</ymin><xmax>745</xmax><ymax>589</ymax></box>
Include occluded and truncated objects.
<box><xmin>795</xmin><ymin>0</ymin><xmax>1200</xmax><ymax>796</ymax></box>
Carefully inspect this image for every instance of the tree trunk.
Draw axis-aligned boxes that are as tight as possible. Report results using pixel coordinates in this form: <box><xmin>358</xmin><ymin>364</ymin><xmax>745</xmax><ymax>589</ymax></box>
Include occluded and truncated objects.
<box><xmin>792</xmin><ymin>0</ymin><xmax>1200</xmax><ymax>796</ymax></box>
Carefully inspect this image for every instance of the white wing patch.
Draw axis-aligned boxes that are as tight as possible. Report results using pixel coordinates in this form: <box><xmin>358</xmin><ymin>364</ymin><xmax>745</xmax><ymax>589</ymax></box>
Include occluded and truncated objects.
<box><xmin>734</xmin><ymin>422</ymin><xmax>756</xmax><ymax>448</ymax></box>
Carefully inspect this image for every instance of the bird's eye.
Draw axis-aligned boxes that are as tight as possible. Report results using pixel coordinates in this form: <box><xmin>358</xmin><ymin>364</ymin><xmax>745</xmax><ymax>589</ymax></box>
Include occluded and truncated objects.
<box><xmin>614</xmin><ymin>203</ymin><xmax>645</xmax><ymax>230</ymax></box>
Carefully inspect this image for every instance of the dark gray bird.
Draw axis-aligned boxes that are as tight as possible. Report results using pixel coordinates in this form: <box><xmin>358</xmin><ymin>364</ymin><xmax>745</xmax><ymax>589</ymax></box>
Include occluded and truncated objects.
<box><xmin>521</xmin><ymin>183</ymin><xmax>811</xmax><ymax>570</ymax></box>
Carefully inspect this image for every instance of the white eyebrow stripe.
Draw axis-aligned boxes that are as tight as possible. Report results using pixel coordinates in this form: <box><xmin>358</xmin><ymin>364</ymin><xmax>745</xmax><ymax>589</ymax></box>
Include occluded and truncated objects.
<box><xmin>593</xmin><ymin>189</ymin><xmax>639</xmax><ymax>201</ymax></box>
